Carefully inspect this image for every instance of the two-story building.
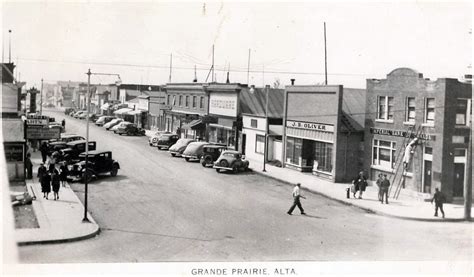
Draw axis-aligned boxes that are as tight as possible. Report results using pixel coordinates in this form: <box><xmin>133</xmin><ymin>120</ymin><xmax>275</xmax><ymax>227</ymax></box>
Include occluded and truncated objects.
<box><xmin>364</xmin><ymin>68</ymin><xmax>472</xmax><ymax>202</ymax></box>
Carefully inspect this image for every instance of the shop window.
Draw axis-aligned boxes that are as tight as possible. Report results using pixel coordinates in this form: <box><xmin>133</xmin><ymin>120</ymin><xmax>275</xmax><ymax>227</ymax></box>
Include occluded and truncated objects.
<box><xmin>405</xmin><ymin>97</ymin><xmax>416</xmax><ymax>123</ymax></box>
<box><xmin>179</xmin><ymin>95</ymin><xmax>183</xmax><ymax>106</ymax></box>
<box><xmin>255</xmin><ymin>135</ymin><xmax>265</xmax><ymax>154</ymax></box>
<box><xmin>372</xmin><ymin>139</ymin><xmax>396</xmax><ymax>169</ymax></box>
<box><xmin>200</xmin><ymin>96</ymin><xmax>204</xmax><ymax>109</ymax></box>
<box><xmin>377</xmin><ymin>96</ymin><xmax>394</xmax><ymax>121</ymax></box>
<box><xmin>424</xmin><ymin>98</ymin><xmax>435</xmax><ymax>125</ymax></box>
<box><xmin>251</xmin><ymin>119</ymin><xmax>258</xmax><ymax>128</ymax></box>
<box><xmin>193</xmin><ymin>96</ymin><xmax>197</xmax><ymax>108</ymax></box>
<box><xmin>314</xmin><ymin>141</ymin><xmax>333</xmax><ymax>173</ymax></box>
<box><xmin>286</xmin><ymin>137</ymin><xmax>302</xmax><ymax>165</ymax></box>
<box><xmin>456</xmin><ymin>99</ymin><xmax>471</xmax><ymax>126</ymax></box>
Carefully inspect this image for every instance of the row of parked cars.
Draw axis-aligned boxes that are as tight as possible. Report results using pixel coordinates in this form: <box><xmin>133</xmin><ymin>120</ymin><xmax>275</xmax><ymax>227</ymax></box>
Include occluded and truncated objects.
<box><xmin>148</xmin><ymin>131</ymin><xmax>250</xmax><ymax>173</ymax></box>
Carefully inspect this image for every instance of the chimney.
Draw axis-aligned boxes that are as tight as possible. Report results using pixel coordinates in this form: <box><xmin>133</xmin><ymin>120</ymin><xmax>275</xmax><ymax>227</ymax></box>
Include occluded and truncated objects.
<box><xmin>290</xmin><ymin>79</ymin><xmax>295</xmax><ymax>85</ymax></box>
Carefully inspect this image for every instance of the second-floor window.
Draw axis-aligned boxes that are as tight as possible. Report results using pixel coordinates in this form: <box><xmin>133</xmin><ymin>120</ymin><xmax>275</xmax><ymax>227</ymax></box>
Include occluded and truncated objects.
<box><xmin>405</xmin><ymin>97</ymin><xmax>416</xmax><ymax>123</ymax></box>
<box><xmin>179</xmin><ymin>95</ymin><xmax>183</xmax><ymax>106</ymax></box>
<box><xmin>192</xmin><ymin>96</ymin><xmax>197</xmax><ymax>108</ymax></box>
<box><xmin>456</xmin><ymin>99</ymin><xmax>471</xmax><ymax>126</ymax></box>
<box><xmin>424</xmin><ymin>98</ymin><xmax>435</xmax><ymax>125</ymax></box>
<box><xmin>185</xmin><ymin>96</ymin><xmax>189</xmax><ymax>107</ymax></box>
<box><xmin>377</xmin><ymin>96</ymin><xmax>394</xmax><ymax>121</ymax></box>
<box><xmin>251</xmin><ymin>119</ymin><xmax>258</xmax><ymax>128</ymax></box>
<box><xmin>200</xmin><ymin>96</ymin><xmax>204</xmax><ymax>109</ymax></box>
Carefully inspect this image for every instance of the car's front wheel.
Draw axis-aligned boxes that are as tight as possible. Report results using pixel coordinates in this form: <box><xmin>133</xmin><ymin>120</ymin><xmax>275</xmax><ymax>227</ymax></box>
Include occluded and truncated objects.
<box><xmin>219</xmin><ymin>159</ymin><xmax>229</xmax><ymax>167</ymax></box>
<box><xmin>82</xmin><ymin>170</ymin><xmax>93</xmax><ymax>183</ymax></box>
<box><xmin>110</xmin><ymin>164</ymin><xmax>119</xmax><ymax>177</ymax></box>
<box><xmin>185</xmin><ymin>157</ymin><xmax>190</xmax><ymax>162</ymax></box>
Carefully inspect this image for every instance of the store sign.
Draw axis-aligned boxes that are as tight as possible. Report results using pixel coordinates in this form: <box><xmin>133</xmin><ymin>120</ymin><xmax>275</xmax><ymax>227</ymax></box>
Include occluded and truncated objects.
<box><xmin>209</xmin><ymin>93</ymin><xmax>238</xmax><ymax>117</ymax></box>
<box><xmin>370</xmin><ymin>127</ymin><xmax>434</xmax><ymax>141</ymax></box>
<box><xmin>286</xmin><ymin>120</ymin><xmax>334</xmax><ymax>132</ymax></box>
<box><xmin>4</xmin><ymin>143</ymin><xmax>24</xmax><ymax>162</ymax></box>
<box><xmin>26</xmin><ymin>126</ymin><xmax>61</xmax><ymax>140</ymax></box>
<box><xmin>26</xmin><ymin>118</ymin><xmax>49</xmax><ymax>126</ymax></box>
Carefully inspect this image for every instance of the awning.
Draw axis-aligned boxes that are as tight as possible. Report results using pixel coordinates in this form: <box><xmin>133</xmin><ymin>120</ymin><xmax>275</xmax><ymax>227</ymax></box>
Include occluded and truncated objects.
<box><xmin>100</xmin><ymin>103</ymin><xmax>110</xmax><ymax>110</ymax></box>
<box><xmin>209</xmin><ymin>123</ymin><xmax>233</xmax><ymax>130</ymax></box>
<box><xmin>113</xmin><ymin>108</ymin><xmax>133</xmax><ymax>115</ymax></box>
<box><xmin>182</xmin><ymin>119</ymin><xmax>204</xmax><ymax>130</ymax></box>
<box><xmin>126</xmin><ymin>110</ymin><xmax>144</xmax><ymax>115</ymax></box>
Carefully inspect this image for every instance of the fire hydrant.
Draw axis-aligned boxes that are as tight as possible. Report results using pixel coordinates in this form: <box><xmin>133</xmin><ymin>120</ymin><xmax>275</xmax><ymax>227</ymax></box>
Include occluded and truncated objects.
<box><xmin>346</xmin><ymin>187</ymin><xmax>350</xmax><ymax>199</ymax></box>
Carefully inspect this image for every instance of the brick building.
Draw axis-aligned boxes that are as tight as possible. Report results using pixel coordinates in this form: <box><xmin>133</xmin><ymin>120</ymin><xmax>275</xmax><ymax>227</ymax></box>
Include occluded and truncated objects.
<box><xmin>364</xmin><ymin>68</ymin><xmax>472</xmax><ymax>202</ymax></box>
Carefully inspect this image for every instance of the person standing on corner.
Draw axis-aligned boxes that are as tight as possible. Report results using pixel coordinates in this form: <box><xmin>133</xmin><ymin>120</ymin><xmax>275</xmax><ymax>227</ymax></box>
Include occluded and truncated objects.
<box><xmin>375</xmin><ymin>173</ymin><xmax>383</xmax><ymax>201</ymax></box>
<box><xmin>287</xmin><ymin>183</ymin><xmax>306</xmax><ymax>215</ymax></box>
<box><xmin>59</xmin><ymin>162</ymin><xmax>69</xmax><ymax>187</ymax></box>
<box><xmin>380</xmin><ymin>174</ymin><xmax>390</xmax><ymax>204</ymax></box>
<box><xmin>352</xmin><ymin>171</ymin><xmax>367</xmax><ymax>199</ymax></box>
<box><xmin>431</xmin><ymin>188</ymin><xmax>446</xmax><ymax>218</ymax></box>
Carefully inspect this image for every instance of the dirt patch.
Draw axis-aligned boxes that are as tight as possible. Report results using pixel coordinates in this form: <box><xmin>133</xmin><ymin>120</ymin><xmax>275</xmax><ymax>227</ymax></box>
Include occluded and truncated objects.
<box><xmin>13</xmin><ymin>205</ymin><xmax>39</xmax><ymax>229</ymax></box>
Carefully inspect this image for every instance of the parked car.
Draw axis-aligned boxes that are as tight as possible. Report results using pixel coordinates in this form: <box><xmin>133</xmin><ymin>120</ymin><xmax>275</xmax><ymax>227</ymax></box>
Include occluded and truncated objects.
<box><xmin>77</xmin><ymin>112</ymin><xmax>97</xmax><ymax>121</ymax></box>
<box><xmin>47</xmin><ymin>141</ymin><xmax>69</xmax><ymax>156</ymax></box>
<box><xmin>64</xmin><ymin>108</ymin><xmax>76</xmax><ymax>115</ymax></box>
<box><xmin>72</xmin><ymin>111</ymin><xmax>87</xmax><ymax>118</ymax></box>
<box><xmin>149</xmin><ymin>131</ymin><xmax>172</xmax><ymax>146</ymax></box>
<box><xmin>181</xmin><ymin>142</ymin><xmax>209</xmax><ymax>162</ymax></box>
<box><xmin>68</xmin><ymin>150</ymin><xmax>120</xmax><ymax>183</ymax></box>
<box><xmin>200</xmin><ymin>144</ymin><xmax>227</xmax><ymax>167</ymax></box>
<box><xmin>95</xmin><ymin>116</ymin><xmax>115</xmax><ymax>126</ymax></box>
<box><xmin>169</xmin><ymin>138</ymin><xmax>195</xmax><ymax>157</ymax></box>
<box><xmin>60</xmin><ymin>140</ymin><xmax>97</xmax><ymax>164</ymax></box>
<box><xmin>213</xmin><ymin>150</ymin><xmax>249</xmax><ymax>173</ymax></box>
<box><xmin>104</xmin><ymin>118</ymin><xmax>123</xmax><ymax>130</ymax></box>
<box><xmin>49</xmin><ymin>122</ymin><xmax>65</xmax><ymax>133</ymax></box>
<box><xmin>114</xmin><ymin>123</ymin><xmax>145</xmax><ymax>136</ymax></box>
<box><xmin>156</xmin><ymin>134</ymin><xmax>180</xmax><ymax>150</ymax></box>
<box><xmin>49</xmin><ymin>134</ymin><xmax>85</xmax><ymax>144</ymax></box>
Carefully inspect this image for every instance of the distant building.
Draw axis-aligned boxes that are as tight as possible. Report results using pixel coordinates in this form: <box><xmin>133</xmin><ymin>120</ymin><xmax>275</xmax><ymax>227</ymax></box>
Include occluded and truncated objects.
<box><xmin>364</xmin><ymin>68</ymin><xmax>472</xmax><ymax>202</ymax></box>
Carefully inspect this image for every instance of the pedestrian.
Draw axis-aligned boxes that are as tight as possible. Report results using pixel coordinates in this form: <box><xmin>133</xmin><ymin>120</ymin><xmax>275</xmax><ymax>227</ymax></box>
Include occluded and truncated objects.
<box><xmin>380</xmin><ymin>174</ymin><xmax>390</xmax><ymax>204</ymax></box>
<box><xmin>51</xmin><ymin>169</ymin><xmax>61</xmax><ymax>200</ymax></box>
<box><xmin>375</xmin><ymin>173</ymin><xmax>383</xmax><ymax>201</ymax></box>
<box><xmin>59</xmin><ymin>162</ymin><xmax>69</xmax><ymax>187</ymax></box>
<box><xmin>39</xmin><ymin>141</ymin><xmax>49</xmax><ymax>163</ymax></box>
<box><xmin>431</xmin><ymin>188</ymin><xmax>446</xmax><ymax>218</ymax></box>
<box><xmin>61</xmin><ymin>119</ymin><xmax>66</xmax><ymax>128</ymax></box>
<box><xmin>352</xmin><ymin>171</ymin><xmax>367</xmax><ymax>199</ymax></box>
<box><xmin>40</xmin><ymin>170</ymin><xmax>51</xmax><ymax>200</ymax></box>
<box><xmin>37</xmin><ymin>163</ymin><xmax>47</xmax><ymax>184</ymax></box>
<box><xmin>287</xmin><ymin>183</ymin><xmax>306</xmax><ymax>215</ymax></box>
<box><xmin>25</xmin><ymin>153</ymin><xmax>33</xmax><ymax>179</ymax></box>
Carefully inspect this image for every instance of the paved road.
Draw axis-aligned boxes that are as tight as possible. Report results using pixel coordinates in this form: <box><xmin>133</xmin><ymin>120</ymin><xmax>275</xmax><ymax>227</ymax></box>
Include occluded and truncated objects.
<box><xmin>18</xmin><ymin>109</ymin><xmax>473</xmax><ymax>263</ymax></box>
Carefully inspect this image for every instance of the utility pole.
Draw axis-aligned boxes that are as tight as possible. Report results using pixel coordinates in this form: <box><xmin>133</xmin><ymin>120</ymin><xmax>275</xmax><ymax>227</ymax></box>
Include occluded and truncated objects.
<box><xmin>168</xmin><ymin>53</ymin><xmax>172</xmax><ymax>83</ymax></box>
<box><xmin>83</xmin><ymin>69</ymin><xmax>91</xmax><ymax>223</ymax></box>
<box><xmin>247</xmin><ymin>48</ymin><xmax>251</xmax><ymax>84</ymax></box>
<box><xmin>212</xmin><ymin>45</ymin><xmax>215</xmax><ymax>82</ymax></box>
<box><xmin>263</xmin><ymin>85</ymin><xmax>269</xmax><ymax>172</ymax></box>
<box><xmin>40</xmin><ymin>79</ymin><xmax>43</xmax><ymax>115</ymax></box>
<box><xmin>324</xmin><ymin>22</ymin><xmax>328</xmax><ymax>85</ymax></box>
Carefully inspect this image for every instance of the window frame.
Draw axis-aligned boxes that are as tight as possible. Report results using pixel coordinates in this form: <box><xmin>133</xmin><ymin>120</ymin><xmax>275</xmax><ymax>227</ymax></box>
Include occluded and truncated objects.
<box><xmin>250</xmin><ymin>119</ymin><xmax>258</xmax><ymax>128</ymax></box>
<box><xmin>372</xmin><ymin>138</ymin><xmax>397</xmax><ymax>170</ymax></box>
<box><xmin>192</xmin><ymin>96</ymin><xmax>197</xmax><ymax>108</ymax></box>
<box><xmin>255</xmin><ymin>134</ymin><xmax>265</xmax><ymax>154</ymax></box>
<box><xmin>404</xmin><ymin>97</ymin><xmax>416</xmax><ymax>124</ymax></box>
<box><xmin>455</xmin><ymin>98</ymin><xmax>471</xmax><ymax>126</ymax></box>
<box><xmin>423</xmin><ymin>97</ymin><xmax>435</xmax><ymax>126</ymax></box>
<box><xmin>376</xmin><ymin>96</ymin><xmax>394</xmax><ymax>122</ymax></box>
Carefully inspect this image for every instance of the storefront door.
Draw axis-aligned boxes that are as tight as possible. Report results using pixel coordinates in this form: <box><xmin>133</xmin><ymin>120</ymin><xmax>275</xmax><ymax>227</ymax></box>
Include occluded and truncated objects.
<box><xmin>453</xmin><ymin>163</ymin><xmax>465</xmax><ymax>197</ymax></box>
<box><xmin>423</xmin><ymin>160</ymin><xmax>432</xmax><ymax>193</ymax></box>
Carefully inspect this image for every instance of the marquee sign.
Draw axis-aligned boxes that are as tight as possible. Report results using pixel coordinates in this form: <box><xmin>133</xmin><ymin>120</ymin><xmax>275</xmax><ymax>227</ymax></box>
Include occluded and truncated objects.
<box><xmin>286</xmin><ymin>120</ymin><xmax>334</xmax><ymax>132</ymax></box>
<box><xmin>370</xmin><ymin>127</ymin><xmax>434</xmax><ymax>141</ymax></box>
<box><xmin>26</xmin><ymin>126</ymin><xmax>61</xmax><ymax>140</ymax></box>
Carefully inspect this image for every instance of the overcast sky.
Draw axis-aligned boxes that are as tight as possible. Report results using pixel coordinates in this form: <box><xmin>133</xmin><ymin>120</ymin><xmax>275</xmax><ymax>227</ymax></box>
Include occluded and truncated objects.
<box><xmin>2</xmin><ymin>1</ymin><xmax>472</xmax><ymax>88</ymax></box>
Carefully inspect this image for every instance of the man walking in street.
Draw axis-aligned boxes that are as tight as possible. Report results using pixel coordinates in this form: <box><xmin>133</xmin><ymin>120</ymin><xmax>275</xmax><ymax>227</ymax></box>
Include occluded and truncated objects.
<box><xmin>380</xmin><ymin>174</ymin><xmax>390</xmax><ymax>204</ymax></box>
<box><xmin>431</xmin><ymin>188</ymin><xmax>446</xmax><ymax>218</ymax></box>
<box><xmin>287</xmin><ymin>183</ymin><xmax>306</xmax><ymax>215</ymax></box>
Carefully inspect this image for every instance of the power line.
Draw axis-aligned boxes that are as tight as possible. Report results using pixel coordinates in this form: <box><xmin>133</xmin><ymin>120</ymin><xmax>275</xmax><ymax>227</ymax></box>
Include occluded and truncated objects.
<box><xmin>17</xmin><ymin>57</ymin><xmax>374</xmax><ymax>77</ymax></box>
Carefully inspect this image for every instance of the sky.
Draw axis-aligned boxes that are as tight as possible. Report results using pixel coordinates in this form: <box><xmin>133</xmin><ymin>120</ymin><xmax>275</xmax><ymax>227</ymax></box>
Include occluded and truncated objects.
<box><xmin>1</xmin><ymin>1</ymin><xmax>472</xmax><ymax>89</ymax></box>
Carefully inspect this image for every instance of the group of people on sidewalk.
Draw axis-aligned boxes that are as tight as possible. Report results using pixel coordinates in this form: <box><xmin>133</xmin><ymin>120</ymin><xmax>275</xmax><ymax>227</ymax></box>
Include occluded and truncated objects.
<box><xmin>37</xmin><ymin>160</ymin><xmax>69</xmax><ymax>201</ymax></box>
<box><xmin>286</xmin><ymin>170</ymin><xmax>447</xmax><ymax>218</ymax></box>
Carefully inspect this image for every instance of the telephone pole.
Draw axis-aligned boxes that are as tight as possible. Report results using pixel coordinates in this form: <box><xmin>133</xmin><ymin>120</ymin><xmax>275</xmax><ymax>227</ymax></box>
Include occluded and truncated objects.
<box><xmin>40</xmin><ymin>79</ymin><xmax>43</xmax><ymax>115</ymax></box>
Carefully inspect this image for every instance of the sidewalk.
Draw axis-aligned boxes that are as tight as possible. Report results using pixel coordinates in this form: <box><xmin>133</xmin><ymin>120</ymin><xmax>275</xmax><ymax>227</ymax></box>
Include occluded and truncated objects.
<box><xmin>15</xmin><ymin>151</ymin><xmax>100</xmax><ymax>245</ymax></box>
<box><xmin>247</xmin><ymin>158</ymin><xmax>473</xmax><ymax>222</ymax></box>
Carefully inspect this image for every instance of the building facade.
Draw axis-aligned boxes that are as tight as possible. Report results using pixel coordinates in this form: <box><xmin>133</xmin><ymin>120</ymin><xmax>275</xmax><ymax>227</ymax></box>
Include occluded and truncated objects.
<box><xmin>282</xmin><ymin>85</ymin><xmax>366</xmax><ymax>182</ymax></box>
<box><xmin>364</xmin><ymin>68</ymin><xmax>472</xmax><ymax>202</ymax></box>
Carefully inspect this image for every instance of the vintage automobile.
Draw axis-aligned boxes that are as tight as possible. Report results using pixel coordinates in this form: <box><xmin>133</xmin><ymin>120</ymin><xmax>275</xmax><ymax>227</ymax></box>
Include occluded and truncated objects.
<box><xmin>60</xmin><ymin>140</ymin><xmax>97</xmax><ymax>164</ymax></box>
<box><xmin>68</xmin><ymin>150</ymin><xmax>120</xmax><ymax>182</ymax></box>
<box><xmin>182</xmin><ymin>141</ymin><xmax>209</xmax><ymax>162</ymax></box>
<box><xmin>113</xmin><ymin>122</ymin><xmax>145</xmax><ymax>136</ymax></box>
<box><xmin>77</xmin><ymin>112</ymin><xmax>98</xmax><ymax>122</ymax></box>
<box><xmin>104</xmin><ymin>118</ymin><xmax>123</xmax><ymax>130</ymax></box>
<box><xmin>47</xmin><ymin>134</ymin><xmax>85</xmax><ymax>155</ymax></box>
<box><xmin>64</xmin><ymin>108</ymin><xmax>76</xmax><ymax>115</ymax></box>
<box><xmin>169</xmin><ymin>138</ymin><xmax>195</xmax><ymax>157</ymax></box>
<box><xmin>156</xmin><ymin>134</ymin><xmax>180</xmax><ymax>150</ymax></box>
<box><xmin>49</xmin><ymin>122</ymin><xmax>65</xmax><ymax>133</ymax></box>
<box><xmin>72</xmin><ymin>111</ymin><xmax>87</xmax><ymax>118</ymax></box>
<box><xmin>213</xmin><ymin>150</ymin><xmax>249</xmax><ymax>173</ymax></box>
<box><xmin>148</xmin><ymin>131</ymin><xmax>172</xmax><ymax>146</ymax></box>
<box><xmin>95</xmin><ymin>116</ymin><xmax>115</xmax><ymax>126</ymax></box>
<box><xmin>49</xmin><ymin>134</ymin><xmax>85</xmax><ymax>144</ymax></box>
<box><xmin>200</xmin><ymin>144</ymin><xmax>227</xmax><ymax>167</ymax></box>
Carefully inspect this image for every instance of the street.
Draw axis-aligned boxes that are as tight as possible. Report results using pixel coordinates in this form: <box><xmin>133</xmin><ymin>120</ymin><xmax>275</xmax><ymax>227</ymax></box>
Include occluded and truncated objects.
<box><xmin>18</xmin><ymin>109</ymin><xmax>473</xmax><ymax>263</ymax></box>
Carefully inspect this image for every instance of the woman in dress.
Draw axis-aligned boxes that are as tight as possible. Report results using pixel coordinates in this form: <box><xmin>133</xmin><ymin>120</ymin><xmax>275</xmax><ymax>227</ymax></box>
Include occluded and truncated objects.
<box><xmin>51</xmin><ymin>169</ymin><xmax>61</xmax><ymax>200</ymax></box>
<box><xmin>41</xmin><ymin>170</ymin><xmax>51</xmax><ymax>200</ymax></box>
<box><xmin>59</xmin><ymin>162</ymin><xmax>69</xmax><ymax>187</ymax></box>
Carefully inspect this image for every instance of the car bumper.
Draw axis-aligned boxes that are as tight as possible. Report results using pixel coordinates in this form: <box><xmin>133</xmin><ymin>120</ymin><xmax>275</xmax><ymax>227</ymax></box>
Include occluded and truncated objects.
<box><xmin>182</xmin><ymin>154</ymin><xmax>199</xmax><ymax>160</ymax></box>
<box><xmin>169</xmin><ymin>150</ymin><xmax>183</xmax><ymax>157</ymax></box>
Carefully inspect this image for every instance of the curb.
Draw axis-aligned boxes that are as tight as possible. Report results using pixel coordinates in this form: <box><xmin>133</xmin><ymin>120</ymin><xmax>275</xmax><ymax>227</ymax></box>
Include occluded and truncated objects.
<box><xmin>251</xmin><ymin>169</ymin><xmax>471</xmax><ymax>223</ymax></box>
<box><xmin>17</xmin><ymin>227</ymin><xmax>101</xmax><ymax>246</ymax></box>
